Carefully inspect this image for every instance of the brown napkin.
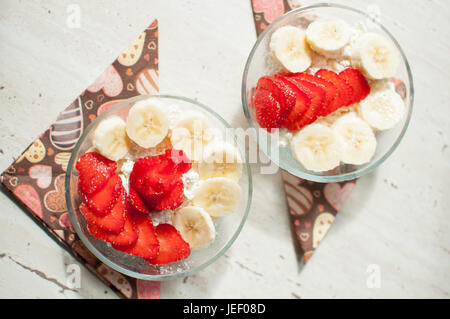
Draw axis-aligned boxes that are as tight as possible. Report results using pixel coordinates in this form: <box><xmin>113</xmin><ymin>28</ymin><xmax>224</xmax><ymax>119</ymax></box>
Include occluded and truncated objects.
<box><xmin>1</xmin><ymin>20</ymin><xmax>161</xmax><ymax>298</ymax></box>
<box><xmin>250</xmin><ymin>0</ymin><xmax>358</xmax><ymax>264</ymax></box>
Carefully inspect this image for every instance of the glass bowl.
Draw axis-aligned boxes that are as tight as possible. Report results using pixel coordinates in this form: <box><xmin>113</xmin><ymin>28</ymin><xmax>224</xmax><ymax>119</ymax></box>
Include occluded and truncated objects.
<box><xmin>242</xmin><ymin>3</ymin><xmax>414</xmax><ymax>182</ymax></box>
<box><xmin>65</xmin><ymin>94</ymin><xmax>252</xmax><ymax>280</ymax></box>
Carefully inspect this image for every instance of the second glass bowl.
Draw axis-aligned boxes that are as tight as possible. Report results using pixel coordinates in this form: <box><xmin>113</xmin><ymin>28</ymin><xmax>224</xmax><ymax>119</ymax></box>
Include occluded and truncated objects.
<box><xmin>242</xmin><ymin>3</ymin><xmax>413</xmax><ymax>182</ymax></box>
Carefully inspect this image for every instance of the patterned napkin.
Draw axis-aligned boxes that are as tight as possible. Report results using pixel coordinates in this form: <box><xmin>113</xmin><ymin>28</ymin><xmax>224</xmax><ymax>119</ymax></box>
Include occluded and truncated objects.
<box><xmin>250</xmin><ymin>0</ymin><xmax>358</xmax><ymax>264</ymax></box>
<box><xmin>1</xmin><ymin>20</ymin><xmax>161</xmax><ymax>298</ymax></box>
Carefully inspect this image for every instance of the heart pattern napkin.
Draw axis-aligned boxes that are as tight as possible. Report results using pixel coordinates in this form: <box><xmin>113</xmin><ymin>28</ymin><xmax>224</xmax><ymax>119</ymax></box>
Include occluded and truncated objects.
<box><xmin>1</xmin><ymin>20</ymin><xmax>161</xmax><ymax>298</ymax></box>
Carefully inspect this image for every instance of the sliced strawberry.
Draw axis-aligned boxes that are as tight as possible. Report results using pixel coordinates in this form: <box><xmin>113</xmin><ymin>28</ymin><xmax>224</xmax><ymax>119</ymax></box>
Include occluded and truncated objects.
<box><xmin>285</xmin><ymin>77</ymin><xmax>326</xmax><ymax>130</ymax></box>
<box><xmin>315</xmin><ymin>69</ymin><xmax>353</xmax><ymax>109</ymax></box>
<box><xmin>339</xmin><ymin>68</ymin><xmax>370</xmax><ymax>104</ymax></box>
<box><xmin>274</xmin><ymin>74</ymin><xmax>311</xmax><ymax>127</ymax></box>
<box><xmin>80</xmin><ymin>190</ymin><xmax>126</xmax><ymax>233</ymax></box>
<box><xmin>159</xmin><ymin>149</ymin><xmax>192</xmax><ymax>176</ymax></box>
<box><xmin>154</xmin><ymin>180</ymin><xmax>185</xmax><ymax>211</ymax></box>
<box><xmin>253</xmin><ymin>88</ymin><xmax>282</xmax><ymax>130</ymax></box>
<box><xmin>114</xmin><ymin>207</ymin><xmax>159</xmax><ymax>259</ymax></box>
<box><xmin>76</xmin><ymin>152</ymin><xmax>117</xmax><ymax>195</ymax></box>
<box><xmin>88</xmin><ymin>209</ymin><xmax>138</xmax><ymax>247</ymax></box>
<box><xmin>256</xmin><ymin>76</ymin><xmax>295</xmax><ymax>122</ymax></box>
<box><xmin>292</xmin><ymin>72</ymin><xmax>338</xmax><ymax>116</ymax></box>
<box><xmin>147</xmin><ymin>224</ymin><xmax>190</xmax><ymax>265</ymax></box>
<box><xmin>84</xmin><ymin>174</ymin><xmax>122</xmax><ymax>215</ymax></box>
<box><xmin>128</xmin><ymin>187</ymin><xmax>151</xmax><ymax>214</ymax></box>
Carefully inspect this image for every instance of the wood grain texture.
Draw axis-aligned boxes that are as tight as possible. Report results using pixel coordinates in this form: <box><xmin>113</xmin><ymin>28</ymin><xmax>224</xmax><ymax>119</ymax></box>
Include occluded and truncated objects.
<box><xmin>0</xmin><ymin>0</ymin><xmax>448</xmax><ymax>298</ymax></box>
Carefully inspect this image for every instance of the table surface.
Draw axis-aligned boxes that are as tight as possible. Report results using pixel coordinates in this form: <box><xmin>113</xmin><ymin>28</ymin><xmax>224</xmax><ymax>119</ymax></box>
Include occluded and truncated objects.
<box><xmin>0</xmin><ymin>0</ymin><xmax>449</xmax><ymax>299</ymax></box>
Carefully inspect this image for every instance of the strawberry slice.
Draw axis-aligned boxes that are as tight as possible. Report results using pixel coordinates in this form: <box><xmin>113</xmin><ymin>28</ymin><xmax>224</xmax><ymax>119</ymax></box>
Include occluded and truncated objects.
<box><xmin>256</xmin><ymin>76</ymin><xmax>295</xmax><ymax>123</ymax></box>
<box><xmin>274</xmin><ymin>74</ymin><xmax>311</xmax><ymax>127</ymax></box>
<box><xmin>159</xmin><ymin>149</ymin><xmax>192</xmax><ymax>176</ymax></box>
<box><xmin>88</xmin><ymin>209</ymin><xmax>138</xmax><ymax>247</ymax></box>
<box><xmin>339</xmin><ymin>68</ymin><xmax>370</xmax><ymax>104</ymax></box>
<box><xmin>147</xmin><ymin>224</ymin><xmax>190</xmax><ymax>265</ymax></box>
<box><xmin>284</xmin><ymin>77</ymin><xmax>326</xmax><ymax>130</ymax></box>
<box><xmin>84</xmin><ymin>174</ymin><xmax>122</xmax><ymax>215</ymax></box>
<box><xmin>253</xmin><ymin>87</ymin><xmax>282</xmax><ymax>130</ymax></box>
<box><xmin>80</xmin><ymin>190</ymin><xmax>126</xmax><ymax>233</ymax></box>
<box><xmin>76</xmin><ymin>152</ymin><xmax>117</xmax><ymax>195</ymax></box>
<box><xmin>154</xmin><ymin>180</ymin><xmax>185</xmax><ymax>211</ymax></box>
<box><xmin>315</xmin><ymin>69</ymin><xmax>354</xmax><ymax>109</ymax></box>
<box><xmin>114</xmin><ymin>207</ymin><xmax>159</xmax><ymax>259</ymax></box>
<box><xmin>129</xmin><ymin>187</ymin><xmax>151</xmax><ymax>214</ymax></box>
<box><xmin>291</xmin><ymin>72</ymin><xmax>338</xmax><ymax>116</ymax></box>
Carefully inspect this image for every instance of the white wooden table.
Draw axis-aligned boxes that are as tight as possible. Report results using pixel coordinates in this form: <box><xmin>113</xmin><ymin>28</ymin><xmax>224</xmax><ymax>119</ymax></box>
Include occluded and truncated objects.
<box><xmin>0</xmin><ymin>0</ymin><xmax>448</xmax><ymax>298</ymax></box>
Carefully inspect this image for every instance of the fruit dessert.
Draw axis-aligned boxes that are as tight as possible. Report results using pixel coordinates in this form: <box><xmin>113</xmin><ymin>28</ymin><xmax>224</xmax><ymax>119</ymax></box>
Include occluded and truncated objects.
<box><xmin>252</xmin><ymin>18</ymin><xmax>406</xmax><ymax>172</ymax></box>
<box><xmin>76</xmin><ymin>98</ymin><xmax>243</xmax><ymax>265</ymax></box>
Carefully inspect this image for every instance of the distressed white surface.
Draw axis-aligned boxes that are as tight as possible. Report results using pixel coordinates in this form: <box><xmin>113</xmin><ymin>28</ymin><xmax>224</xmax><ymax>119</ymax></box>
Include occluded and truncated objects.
<box><xmin>0</xmin><ymin>0</ymin><xmax>449</xmax><ymax>298</ymax></box>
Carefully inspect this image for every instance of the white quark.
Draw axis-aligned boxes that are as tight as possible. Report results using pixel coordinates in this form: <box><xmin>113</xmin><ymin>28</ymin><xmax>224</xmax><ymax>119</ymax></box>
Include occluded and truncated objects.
<box><xmin>118</xmin><ymin>174</ymin><xmax>129</xmax><ymax>194</ymax></box>
<box><xmin>182</xmin><ymin>169</ymin><xmax>201</xmax><ymax>201</ymax></box>
<box><xmin>118</xmin><ymin>159</ymin><xmax>134</xmax><ymax>194</ymax></box>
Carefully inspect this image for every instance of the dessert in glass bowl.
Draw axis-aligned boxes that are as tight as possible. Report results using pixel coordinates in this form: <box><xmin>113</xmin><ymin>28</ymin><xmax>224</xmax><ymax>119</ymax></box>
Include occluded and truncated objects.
<box><xmin>66</xmin><ymin>95</ymin><xmax>252</xmax><ymax>279</ymax></box>
<box><xmin>242</xmin><ymin>4</ymin><xmax>413</xmax><ymax>182</ymax></box>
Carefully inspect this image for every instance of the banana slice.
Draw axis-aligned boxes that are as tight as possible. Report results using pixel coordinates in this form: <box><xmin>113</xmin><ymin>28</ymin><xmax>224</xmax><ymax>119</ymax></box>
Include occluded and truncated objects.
<box><xmin>306</xmin><ymin>18</ymin><xmax>351</xmax><ymax>57</ymax></box>
<box><xmin>352</xmin><ymin>33</ymin><xmax>399</xmax><ymax>80</ymax></box>
<box><xmin>270</xmin><ymin>26</ymin><xmax>312</xmax><ymax>73</ymax></box>
<box><xmin>191</xmin><ymin>177</ymin><xmax>241</xmax><ymax>217</ymax></box>
<box><xmin>93</xmin><ymin>116</ymin><xmax>129</xmax><ymax>161</ymax></box>
<box><xmin>332</xmin><ymin>114</ymin><xmax>376</xmax><ymax>165</ymax></box>
<box><xmin>198</xmin><ymin>142</ymin><xmax>242</xmax><ymax>181</ymax></box>
<box><xmin>170</xmin><ymin>113</ymin><xmax>216</xmax><ymax>161</ymax></box>
<box><xmin>126</xmin><ymin>99</ymin><xmax>169</xmax><ymax>148</ymax></box>
<box><xmin>291</xmin><ymin>123</ymin><xmax>342</xmax><ymax>172</ymax></box>
<box><xmin>360</xmin><ymin>88</ymin><xmax>404</xmax><ymax>130</ymax></box>
<box><xmin>172</xmin><ymin>206</ymin><xmax>216</xmax><ymax>249</ymax></box>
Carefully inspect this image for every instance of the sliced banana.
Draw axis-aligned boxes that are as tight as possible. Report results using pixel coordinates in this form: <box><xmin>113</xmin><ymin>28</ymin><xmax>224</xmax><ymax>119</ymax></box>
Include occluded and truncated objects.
<box><xmin>360</xmin><ymin>88</ymin><xmax>404</xmax><ymax>130</ymax></box>
<box><xmin>191</xmin><ymin>177</ymin><xmax>241</xmax><ymax>217</ymax></box>
<box><xmin>306</xmin><ymin>18</ymin><xmax>351</xmax><ymax>57</ymax></box>
<box><xmin>270</xmin><ymin>26</ymin><xmax>312</xmax><ymax>73</ymax></box>
<box><xmin>172</xmin><ymin>206</ymin><xmax>216</xmax><ymax>249</ymax></box>
<box><xmin>170</xmin><ymin>112</ymin><xmax>216</xmax><ymax>161</ymax></box>
<box><xmin>352</xmin><ymin>33</ymin><xmax>399</xmax><ymax>80</ymax></box>
<box><xmin>291</xmin><ymin>123</ymin><xmax>342</xmax><ymax>172</ymax></box>
<box><xmin>198</xmin><ymin>142</ymin><xmax>242</xmax><ymax>181</ymax></box>
<box><xmin>93</xmin><ymin>116</ymin><xmax>129</xmax><ymax>161</ymax></box>
<box><xmin>332</xmin><ymin>114</ymin><xmax>376</xmax><ymax>165</ymax></box>
<box><xmin>126</xmin><ymin>99</ymin><xmax>169</xmax><ymax>148</ymax></box>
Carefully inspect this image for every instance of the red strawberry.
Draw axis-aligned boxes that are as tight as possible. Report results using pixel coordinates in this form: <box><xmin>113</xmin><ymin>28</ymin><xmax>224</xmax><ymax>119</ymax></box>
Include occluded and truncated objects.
<box><xmin>84</xmin><ymin>174</ymin><xmax>122</xmax><ymax>215</ymax></box>
<box><xmin>128</xmin><ymin>187</ymin><xmax>151</xmax><ymax>214</ymax></box>
<box><xmin>76</xmin><ymin>152</ymin><xmax>117</xmax><ymax>195</ymax></box>
<box><xmin>285</xmin><ymin>77</ymin><xmax>326</xmax><ymax>130</ymax></box>
<box><xmin>339</xmin><ymin>68</ymin><xmax>370</xmax><ymax>104</ymax></box>
<box><xmin>253</xmin><ymin>88</ymin><xmax>282</xmax><ymax>130</ymax></box>
<box><xmin>80</xmin><ymin>190</ymin><xmax>126</xmax><ymax>233</ymax></box>
<box><xmin>147</xmin><ymin>224</ymin><xmax>190</xmax><ymax>265</ymax></box>
<box><xmin>292</xmin><ymin>72</ymin><xmax>338</xmax><ymax>116</ymax></box>
<box><xmin>315</xmin><ymin>69</ymin><xmax>354</xmax><ymax>109</ymax></box>
<box><xmin>114</xmin><ymin>207</ymin><xmax>159</xmax><ymax>259</ymax></box>
<box><xmin>159</xmin><ymin>149</ymin><xmax>192</xmax><ymax>176</ymax></box>
<box><xmin>257</xmin><ymin>76</ymin><xmax>295</xmax><ymax>122</ymax></box>
<box><xmin>274</xmin><ymin>74</ymin><xmax>311</xmax><ymax>127</ymax></box>
<box><xmin>154</xmin><ymin>180</ymin><xmax>185</xmax><ymax>211</ymax></box>
<box><xmin>88</xmin><ymin>209</ymin><xmax>138</xmax><ymax>247</ymax></box>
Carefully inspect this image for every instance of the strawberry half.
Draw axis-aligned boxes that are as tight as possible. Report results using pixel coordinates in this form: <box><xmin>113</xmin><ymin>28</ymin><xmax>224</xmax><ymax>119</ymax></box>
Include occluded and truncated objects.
<box><xmin>285</xmin><ymin>77</ymin><xmax>326</xmax><ymax>130</ymax></box>
<box><xmin>114</xmin><ymin>207</ymin><xmax>159</xmax><ymax>259</ymax></box>
<box><xmin>76</xmin><ymin>152</ymin><xmax>117</xmax><ymax>195</ymax></box>
<box><xmin>147</xmin><ymin>224</ymin><xmax>190</xmax><ymax>265</ymax></box>
<box><xmin>339</xmin><ymin>68</ymin><xmax>370</xmax><ymax>104</ymax></box>
<box><xmin>315</xmin><ymin>69</ymin><xmax>354</xmax><ymax>109</ymax></box>
<box><xmin>154</xmin><ymin>180</ymin><xmax>185</xmax><ymax>211</ymax></box>
<box><xmin>88</xmin><ymin>209</ymin><xmax>138</xmax><ymax>247</ymax></box>
<box><xmin>292</xmin><ymin>72</ymin><xmax>338</xmax><ymax>116</ymax></box>
<box><xmin>80</xmin><ymin>189</ymin><xmax>126</xmax><ymax>233</ymax></box>
<box><xmin>274</xmin><ymin>74</ymin><xmax>311</xmax><ymax>127</ymax></box>
<box><xmin>253</xmin><ymin>88</ymin><xmax>282</xmax><ymax>130</ymax></box>
<box><xmin>84</xmin><ymin>174</ymin><xmax>122</xmax><ymax>215</ymax></box>
<box><xmin>256</xmin><ymin>76</ymin><xmax>295</xmax><ymax>123</ymax></box>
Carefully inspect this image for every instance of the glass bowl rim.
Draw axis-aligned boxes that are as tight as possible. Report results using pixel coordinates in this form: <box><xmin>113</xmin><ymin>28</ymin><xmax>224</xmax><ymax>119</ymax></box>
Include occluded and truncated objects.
<box><xmin>65</xmin><ymin>94</ymin><xmax>253</xmax><ymax>280</ymax></box>
<box><xmin>241</xmin><ymin>2</ymin><xmax>414</xmax><ymax>182</ymax></box>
